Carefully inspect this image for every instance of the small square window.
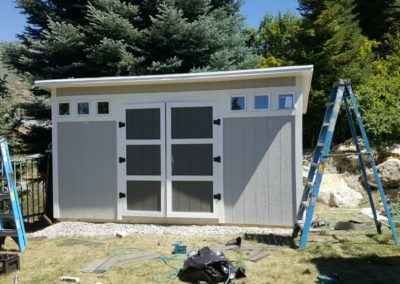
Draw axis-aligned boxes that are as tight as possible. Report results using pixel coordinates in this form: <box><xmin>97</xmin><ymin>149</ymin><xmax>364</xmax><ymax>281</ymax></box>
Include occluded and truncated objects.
<box><xmin>78</xmin><ymin>102</ymin><xmax>90</xmax><ymax>115</ymax></box>
<box><xmin>231</xmin><ymin>96</ymin><xmax>245</xmax><ymax>111</ymax></box>
<box><xmin>58</xmin><ymin>103</ymin><xmax>70</xmax><ymax>116</ymax></box>
<box><xmin>254</xmin><ymin>95</ymin><xmax>269</xmax><ymax>110</ymax></box>
<box><xmin>97</xmin><ymin>102</ymin><xmax>109</xmax><ymax>114</ymax></box>
<box><xmin>279</xmin><ymin>94</ymin><xmax>294</xmax><ymax>109</ymax></box>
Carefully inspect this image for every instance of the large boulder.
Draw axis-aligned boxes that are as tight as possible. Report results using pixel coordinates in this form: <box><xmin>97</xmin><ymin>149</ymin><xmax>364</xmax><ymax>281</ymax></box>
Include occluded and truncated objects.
<box><xmin>318</xmin><ymin>174</ymin><xmax>363</xmax><ymax>208</ymax></box>
<box><xmin>367</xmin><ymin>158</ymin><xmax>400</xmax><ymax>189</ymax></box>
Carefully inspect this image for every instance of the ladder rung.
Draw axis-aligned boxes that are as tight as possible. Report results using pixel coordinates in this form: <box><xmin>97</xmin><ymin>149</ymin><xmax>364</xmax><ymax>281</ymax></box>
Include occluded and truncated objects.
<box><xmin>322</xmin><ymin>122</ymin><xmax>330</xmax><ymax>127</ymax></box>
<box><xmin>0</xmin><ymin>229</ymin><xmax>17</xmax><ymax>237</ymax></box>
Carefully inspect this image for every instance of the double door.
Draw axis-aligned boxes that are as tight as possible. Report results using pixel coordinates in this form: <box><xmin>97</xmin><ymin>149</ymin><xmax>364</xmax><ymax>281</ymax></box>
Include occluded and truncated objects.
<box><xmin>120</xmin><ymin>103</ymin><xmax>219</xmax><ymax>219</ymax></box>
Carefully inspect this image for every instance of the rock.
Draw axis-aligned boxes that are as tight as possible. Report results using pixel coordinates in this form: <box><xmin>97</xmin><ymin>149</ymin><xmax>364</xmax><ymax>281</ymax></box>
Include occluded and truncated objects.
<box><xmin>367</xmin><ymin>158</ymin><xmax>400</xmax><ymax>189</ymax></box>
<box><xmin>318</xmin><ymin>174</ymin><xmax>363</xmax><ymax>208</ymax></box>
<box><xmin>331</xmin><ymin>139</ymin><xmax>373</xmax><ymax>173</ymax></box>
<box><xmin>60</xmin><ymin>276</ymin><xmax>80</xmax><ymax>283</ymax></box>
<box><xmin>115</xmin><ymin>231</ymin><xmax>127</xmax><ymax>238</ymax></box>
<box><xmin>384</xmin><ymin>144</ymin><xmax>400</xmax><ymax>159</ymax></box>
<box><xmin>360</xmin><ymin>207</ymin><xmax>388</xmax><ymax>222</ymax></box>
<box><xmin>334</xmin><ymin>220</ymin><xmax>369</xmax><ymax>231</ymax></box>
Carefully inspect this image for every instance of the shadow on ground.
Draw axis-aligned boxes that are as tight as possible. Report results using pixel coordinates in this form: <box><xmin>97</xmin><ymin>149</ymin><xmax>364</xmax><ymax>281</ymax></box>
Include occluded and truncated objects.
<box><xmin>311</xmin><ymin>255</ymin><xmax>400</xmax><ymax>284</ymax></box>
<box><xmin>24</xmin><ymin>217</ymin><xmax>54</xmax><ymax>233</ymax></box>
<box><xmin>244</xmin><ymin>233</ymin><xmax>296</xmax><ymax>248</ymax></box>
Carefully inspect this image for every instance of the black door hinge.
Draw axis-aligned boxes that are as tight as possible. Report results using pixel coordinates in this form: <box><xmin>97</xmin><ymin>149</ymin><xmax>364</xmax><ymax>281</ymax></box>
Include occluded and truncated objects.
<box><xmin>213</xmin><ymin>156</ymin><xmax>221</xmax><ymax>163</ymax></box>
<box><xmin>119</xmin><ymin>157</ymin><xmax>126</xmax><ymax>163</ymax></box>
<box><xmin>213</xmin><ymin>193</ymin><xmax>221</xmax><ymax>200</ymax></box>
<box><xmin>119</xmin><ymin>122</ymin><xmax>126</xmax><ymax>128</ymax></box>
<box><xmin>119</xmin><ymin>192</ymin><xmax>126</xmax><ymax>198</ymax></box>
<box><xmin>213</xmin><ymin>119</ymin><xmax>221</xmax><ymax>125</ymax></box>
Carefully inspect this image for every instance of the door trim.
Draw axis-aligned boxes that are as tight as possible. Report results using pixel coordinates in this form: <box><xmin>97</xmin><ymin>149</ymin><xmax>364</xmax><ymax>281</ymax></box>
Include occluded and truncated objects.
<box><xmin>119</xmin><ymin>103</ymin><xmax>166</xmax><ymax>218</ymax></box>
<box><xmin>165</xmin><ymin>102</ymin><xmax>221</xmax><ymax>219</ymax></box>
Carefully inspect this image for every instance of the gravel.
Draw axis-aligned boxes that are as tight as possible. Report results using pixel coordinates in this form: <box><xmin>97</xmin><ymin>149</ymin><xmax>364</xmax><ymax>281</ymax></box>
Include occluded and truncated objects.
<box><xmin>29</xmin><ymin>222</ymin><xmax>291</xmax><ymax>239</ymax></box>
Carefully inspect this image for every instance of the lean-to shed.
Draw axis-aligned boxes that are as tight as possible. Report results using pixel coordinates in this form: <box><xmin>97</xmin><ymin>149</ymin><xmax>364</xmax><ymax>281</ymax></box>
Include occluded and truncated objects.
<box><xmin>35</xmin><ymin>65</ymin><xmax>313</xmax><ymax>226</ymax></box>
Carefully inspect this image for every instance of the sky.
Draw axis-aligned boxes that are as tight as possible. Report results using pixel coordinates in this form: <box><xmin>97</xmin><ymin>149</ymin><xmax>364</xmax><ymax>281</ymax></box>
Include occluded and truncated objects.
<box><xmin>0</xmin><ymin>0</ymin><xmax>299</xmax><ymax>42</ymax></box>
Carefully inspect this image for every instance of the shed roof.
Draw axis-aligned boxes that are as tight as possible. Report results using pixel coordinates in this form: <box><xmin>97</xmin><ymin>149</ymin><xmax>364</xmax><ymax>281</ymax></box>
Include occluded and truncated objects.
<box><xmin>35</xmin><ymin>65</ymin><xmax>313</xmax><ymax>112</ymax></box>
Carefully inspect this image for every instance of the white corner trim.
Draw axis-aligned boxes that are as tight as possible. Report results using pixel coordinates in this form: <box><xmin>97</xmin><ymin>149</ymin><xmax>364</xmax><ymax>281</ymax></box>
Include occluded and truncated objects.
<box><xmin>51</xmin><ymin>88</ymin><xmax>60</xmax><ymax>218</ymax></box>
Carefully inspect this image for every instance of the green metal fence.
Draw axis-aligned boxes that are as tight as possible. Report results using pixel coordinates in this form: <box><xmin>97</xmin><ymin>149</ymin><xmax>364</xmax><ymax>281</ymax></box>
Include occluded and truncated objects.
<box><xmin>0</xmin><ymin>154</ymin><xmax>51</xmax><ymax>223</ymax></box>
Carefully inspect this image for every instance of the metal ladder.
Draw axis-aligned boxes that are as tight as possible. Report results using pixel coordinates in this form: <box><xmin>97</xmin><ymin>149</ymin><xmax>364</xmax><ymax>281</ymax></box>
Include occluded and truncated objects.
<box><xmin>292</xmin><ymin>80</ymin><xmax>399</xmax><ymax>250</ymax></box>
<box><xmin>0</xmin><ymin>137</ymin><xmax>27</xmax><ymax>252</ymax></box>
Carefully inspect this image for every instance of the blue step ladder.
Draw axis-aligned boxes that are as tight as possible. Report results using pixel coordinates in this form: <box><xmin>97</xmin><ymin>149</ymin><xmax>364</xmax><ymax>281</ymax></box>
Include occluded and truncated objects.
<box><xmin>0</xmin><ymin>137</ymin><xmax>27</xmax><ymax>253</ymax></box>
<box><xmin>293</xmin><ymin>80</ymin><xmax>399</xmax><ymax>250</ymax></box>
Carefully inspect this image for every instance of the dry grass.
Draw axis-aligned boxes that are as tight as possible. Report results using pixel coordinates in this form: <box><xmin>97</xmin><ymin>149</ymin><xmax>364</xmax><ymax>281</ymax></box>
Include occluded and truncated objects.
<box><xmin>2</xmin><ymin>206</ymin><xmax>400</xmax><ymax>284</ymax></box>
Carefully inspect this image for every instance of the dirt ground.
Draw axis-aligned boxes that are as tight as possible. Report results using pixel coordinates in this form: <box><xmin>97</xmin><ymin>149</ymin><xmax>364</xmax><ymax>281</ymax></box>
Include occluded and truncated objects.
<box><xmin>2</xmin><ymin>206</ymin><xmax>400</xmax><ymax>284</ymax></box>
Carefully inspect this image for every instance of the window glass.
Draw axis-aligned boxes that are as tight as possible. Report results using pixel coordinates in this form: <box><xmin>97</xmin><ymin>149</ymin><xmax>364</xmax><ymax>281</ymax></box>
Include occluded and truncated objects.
<box><xmin>171</xmin><ymin>107</ymin><xmax>212</xmax><ymax>139</ymax></box>
<box><xmin>254</xmin><ymin>95</ymin><xmax>269</xmax><ymax>110</ymax></box>
<box><xmin>231</xmin><ymin>96</ymin><xmax>245</xmax><ymax>111</ymax></box>
<box><xmin>59</xmin><ymin>103</ymin><xmax>70</xmax><ymax>115</ymax></box>
<box><xmin>279</xmin><ymin>95</ymin><xmax>294</xmax><ymax>109</ymax></box>
<box><xmin>78</xmin><ymin>102</ymin><xmax>89</xmax><ymax>115</ymax></box>
<box><xmin>126</xmin><ymin>145</ymin><xmax>161</xmax><ymax>175</ymax></box>
<box><xmin>127</xmin><ymin>181</ymin><xmax>161</xmax><ymax>211</ymax></box>
<box><xmin>172</xmin><ymin>144</ymin><xmax>212</xmax><ymax>176</ymax></box>
<box><xmin>172</xmin><ymin>181</ymin><xmax>213</xmax><ymax>212</ymax></box>
<box><xmin>97</xmin><ymin>102</ymin><xmax>109</xmax><ymax>114</ymax></box>
<box><xmin>126</xmin><ymin>108</ymin><xmax>160</xmax><ymax>140</ymax></box>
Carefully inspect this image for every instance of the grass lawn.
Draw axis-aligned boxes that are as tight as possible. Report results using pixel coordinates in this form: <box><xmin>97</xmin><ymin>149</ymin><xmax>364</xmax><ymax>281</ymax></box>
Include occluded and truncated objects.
<box><xmin>2</xmin><ymin>206</ymin><xmax>400</xmax><ymax>284</ymax></box>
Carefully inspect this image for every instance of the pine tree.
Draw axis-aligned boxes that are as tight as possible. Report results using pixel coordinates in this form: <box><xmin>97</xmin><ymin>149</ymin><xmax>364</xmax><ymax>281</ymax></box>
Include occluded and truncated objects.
<box><xmin>0</xmin><ymin>75</ymin><xmax>8</xmax><ymax>99</ymax></box>
<box><xmin>354</xmin><ymin>0</ymin><xmax>400</xmax><ymax>42</ymax></box>
<box><xmin>256</xmin><ymin>12</ymin><xmax>302</xmax><ymax>67</ymax></box>
<box><xmin>297</xmin><ymin>0</ymin><xmax>377</xmax><ymax>146</ymax></box>
<box><xmin>4</xmin><ymin>0</ymin><xmax>257</xmax><ymax>80</ymax></box>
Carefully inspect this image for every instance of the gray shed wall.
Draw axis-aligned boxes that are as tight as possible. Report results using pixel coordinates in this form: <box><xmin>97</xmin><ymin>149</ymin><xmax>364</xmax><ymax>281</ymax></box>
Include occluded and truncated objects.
<box><xmin>223</xmin><ymin>116</ymin><xmax>296</xmax><ymax>226</ymax></box>
<box><xmin>57</xmin><ymin>121</ymin><xmax>117</xmax><ymax>219</ymax></box>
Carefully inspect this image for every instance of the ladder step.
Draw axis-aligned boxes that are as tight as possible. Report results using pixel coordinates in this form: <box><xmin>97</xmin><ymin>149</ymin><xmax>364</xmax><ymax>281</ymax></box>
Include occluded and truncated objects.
<box><xmin>0</xmin><ymin>229</ymin><xmax>17</xmax><ymax>237</ymax></box>
<box><xmin>322</xmin><ymin>122</ymin><xmax>330</xmax><ymax>127</ymax></box>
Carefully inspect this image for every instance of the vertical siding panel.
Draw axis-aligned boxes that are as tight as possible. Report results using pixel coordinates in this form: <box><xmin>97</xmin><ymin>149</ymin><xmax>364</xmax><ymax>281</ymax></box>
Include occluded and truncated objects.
<box><xmin>270</xmin><ymin>119</ymin><xmax>282</xmax><ymax>226</ymax></box>
<box><xmin>283</xmin><ymin>121</ymin><xmax>293</xmax><ymax>225</ymax></box>
<box><xmin>254</xmin><ymin>118</ymin><xmax>267</xmax><ymax>224</ymax></box>
<box><xmin>223</xmin><ymin>116</ymin><xmax>295</xmax><ymax>226</ymax></box>
<box><xmin>58</xmin><ymin>121</ymin><xmax>117</xmax><ymax>219</ymax></box>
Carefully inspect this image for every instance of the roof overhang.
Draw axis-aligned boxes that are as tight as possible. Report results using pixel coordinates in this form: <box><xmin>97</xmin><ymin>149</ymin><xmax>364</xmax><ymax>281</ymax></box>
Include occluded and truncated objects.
<box><xmin>35</xmin><ymin>65</ymin><xmax>313</xmax><ymax>113</ymax></box>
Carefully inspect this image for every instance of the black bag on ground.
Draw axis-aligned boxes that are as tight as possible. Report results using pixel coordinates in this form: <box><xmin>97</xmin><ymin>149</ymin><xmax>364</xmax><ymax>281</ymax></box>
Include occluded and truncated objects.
<box><xmin>177</xmin><ymin>247</ymin><xmax>246</xmax><ymax>284</ymax></box>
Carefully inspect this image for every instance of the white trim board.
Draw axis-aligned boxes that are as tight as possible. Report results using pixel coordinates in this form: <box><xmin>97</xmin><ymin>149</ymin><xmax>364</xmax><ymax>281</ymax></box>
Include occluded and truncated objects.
<box><xmin>35</xmin><ymin>66</ymin><xmax>313</xmax><ymax>113</ymax></box>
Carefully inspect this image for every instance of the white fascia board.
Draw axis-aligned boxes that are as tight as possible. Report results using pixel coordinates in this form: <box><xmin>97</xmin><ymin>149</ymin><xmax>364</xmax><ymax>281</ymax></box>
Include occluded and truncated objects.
<box><xmin>35</xmin><ymin>65</ymin><xmax>313</xmax><ymax>113</ymax></box>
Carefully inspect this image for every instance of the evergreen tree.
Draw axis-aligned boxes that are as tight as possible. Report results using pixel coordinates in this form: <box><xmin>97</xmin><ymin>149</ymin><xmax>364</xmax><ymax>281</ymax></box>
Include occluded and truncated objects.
<box><xmin>256</xmin><ymin>12</ymin><xmax>302</xmax><ymax>67</ymax></box>
<box><xmin>354</xmin><ymin>0</ymin><xmax>400</xmax><ymax>43</ymax></box>
<box><xmin>4</xmin><ymin>0</ymin><xmax>257</xmax><ymax>80</ymax></box>
<box><xmin>0</xmin><ymin>75</ymin><xmax>9</xmax><ymax>99</ymax></box>
<box><xmin>297</xmin><ymin>0</ymin><xmax>376</xmax><ymax>146</ymax></box>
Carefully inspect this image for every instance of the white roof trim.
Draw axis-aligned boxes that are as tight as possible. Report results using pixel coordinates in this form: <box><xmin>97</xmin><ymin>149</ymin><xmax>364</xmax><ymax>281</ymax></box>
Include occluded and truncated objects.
<box><xmin>35</xmin><ymin>65</ymin><xmax>313</xmax><ymax>113</ymax></box>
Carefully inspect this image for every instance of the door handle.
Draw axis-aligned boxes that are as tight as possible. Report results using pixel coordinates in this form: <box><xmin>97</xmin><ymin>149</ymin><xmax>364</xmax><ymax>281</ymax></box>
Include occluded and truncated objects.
<box><xmin>119</xmin><ymin>192</ymin><xmax>126</xmax><ymax>198</ymax></box>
